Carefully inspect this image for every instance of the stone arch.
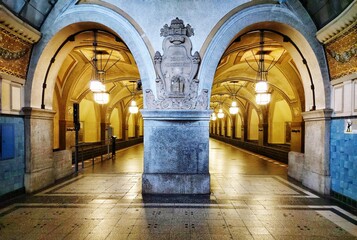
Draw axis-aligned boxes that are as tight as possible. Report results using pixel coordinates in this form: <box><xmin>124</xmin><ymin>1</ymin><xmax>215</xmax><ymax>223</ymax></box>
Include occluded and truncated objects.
<box><xmin>199</xmin><ymin>2</ymin><xmax>330</xmax><ymax>111</ymax></box>
<box><xmin>26</xmin><ymin>3</ymin><xmax>156</xmax><ymax>109</ymax></box>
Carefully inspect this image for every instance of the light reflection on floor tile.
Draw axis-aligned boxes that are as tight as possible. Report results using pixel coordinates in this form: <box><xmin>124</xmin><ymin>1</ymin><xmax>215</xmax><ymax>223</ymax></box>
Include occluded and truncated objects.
<box><xmin>0</xmin><ymin>139</ymin><xmax>356</xmax><ymax>239</ymax></box>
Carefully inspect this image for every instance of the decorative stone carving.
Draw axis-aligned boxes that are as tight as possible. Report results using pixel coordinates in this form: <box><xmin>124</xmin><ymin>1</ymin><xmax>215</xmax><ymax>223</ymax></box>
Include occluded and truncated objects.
<box><xmin>145</xmin><ymin>18</ymin><xmax>208</xmax><ymax>110</ymax></box>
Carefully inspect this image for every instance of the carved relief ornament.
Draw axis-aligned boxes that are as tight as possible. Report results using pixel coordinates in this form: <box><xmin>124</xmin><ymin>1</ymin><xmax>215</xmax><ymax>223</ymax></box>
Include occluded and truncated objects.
<box><xmin>145</xmin><ymin>18</ymin><xmax>208</xmax><ymax>110</ymax></box>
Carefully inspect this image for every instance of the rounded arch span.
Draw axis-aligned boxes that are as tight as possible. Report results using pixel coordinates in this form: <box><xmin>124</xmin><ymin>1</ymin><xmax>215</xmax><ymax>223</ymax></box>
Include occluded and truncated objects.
<box><xmin>26</xmin><ymin>3</ymin><xmax>156</xmax><ymax>109</ymax></box>
<box><xmin>198</xmin><ymin>2</ymin><xmax>330</xmax><ymax>111</ymax></box>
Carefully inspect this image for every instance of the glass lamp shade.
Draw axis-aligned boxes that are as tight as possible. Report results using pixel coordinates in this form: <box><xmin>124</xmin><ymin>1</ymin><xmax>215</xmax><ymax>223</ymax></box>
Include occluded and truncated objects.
<box><xmin>255</xmin><ymin>92</ymin><xmax>271</xmax><ymax>105</ymax></box>
<box><xmin>229</xmin><ymin>101</ymin><xmax>239</xmax><ymax>114</ymax></box>
<box><xmin>255</xmin><ymin>81</ymin><xmax>268</xmax><ymax>93</ymax></box>
<box><xmin>129</xmin><ymin>100</ymin><xmax>139</xmax><ymax>114</ymax></box>
<box><xmin>93</xmin><ymin>91</ymin><xmax>109</xmax><ymax>104</ymax></box>
<box><xmin>211</xmin><ymin>112</ymin><xmax>217</xmax><ymax>121</ymax></box>
<box><xmin>90</xmin><ymin>80</ymin><xmax>105</xmax><ymax>92</ymax></box>
<box><xmin>217</xmin><ymin>108</ymin><xmax>225</xmax><ymax>119</ymax></box>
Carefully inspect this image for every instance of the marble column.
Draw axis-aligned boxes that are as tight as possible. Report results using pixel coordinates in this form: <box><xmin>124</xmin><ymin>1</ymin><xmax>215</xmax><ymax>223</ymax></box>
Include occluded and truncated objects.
<box><xmin>141</xmin><ymin>110</ymin><xmax>211</xmax><ymax>194</ymax></box>
<box><xmin>301</xmin><ymin>109</ymin><xmax>333</xmax><ymax>195</ymax></box>
<box><xmin>23</xmin><ymin>107</ymin><xmax>56</xmax><ymax>193</ymax></box>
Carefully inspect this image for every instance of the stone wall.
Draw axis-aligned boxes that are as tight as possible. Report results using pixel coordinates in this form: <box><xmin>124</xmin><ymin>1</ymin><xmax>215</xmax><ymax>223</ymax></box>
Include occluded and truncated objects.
<box><xmin>330</xmin><ymin>118</ymin><xmax>357</xmax><ymax>201</ymax></box>
<box><xmin>0</xmin><ymin>115</ymin><xmax>25</xmax><ymax>196</ymax></box>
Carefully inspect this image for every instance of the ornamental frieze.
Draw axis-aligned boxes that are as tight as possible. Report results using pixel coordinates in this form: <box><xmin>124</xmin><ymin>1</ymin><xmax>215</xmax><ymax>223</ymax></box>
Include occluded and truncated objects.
<box><xmin>325</xmin><ymin>24</ymin><xmax>357</xmax><ymax>80</ymax></box>
<box><xmin>145</xmin><ymin>18</ymin><xmax>208</xmax><ymax>110</ymax></box>
<box><xmin>0</xmin><ymin>28</ymin><xmax>32</xmax><ymax>79</ymax></box>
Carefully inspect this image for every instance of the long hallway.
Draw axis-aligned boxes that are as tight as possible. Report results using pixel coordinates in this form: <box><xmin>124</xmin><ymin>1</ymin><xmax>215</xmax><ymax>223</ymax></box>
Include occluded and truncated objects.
<box><xmin>0</xmin><ymin>139</ymin><xmax>356</xmax><ymax>239</ymax></box>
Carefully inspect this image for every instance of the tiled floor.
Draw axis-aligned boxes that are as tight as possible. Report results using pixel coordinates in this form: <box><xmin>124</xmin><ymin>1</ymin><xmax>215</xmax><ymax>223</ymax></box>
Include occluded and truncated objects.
<box><xmin>0</xmin><ymin>139</ymin><xmax>356</xmax><ymax>239</ymax></box>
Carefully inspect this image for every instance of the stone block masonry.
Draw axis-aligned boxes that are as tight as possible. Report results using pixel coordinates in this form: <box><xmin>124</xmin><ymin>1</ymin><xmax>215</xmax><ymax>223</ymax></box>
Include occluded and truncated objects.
<box><xmin>141</xmin><ymin>110</ymin><xmax>211</xmax><ymax>194</ymax></box>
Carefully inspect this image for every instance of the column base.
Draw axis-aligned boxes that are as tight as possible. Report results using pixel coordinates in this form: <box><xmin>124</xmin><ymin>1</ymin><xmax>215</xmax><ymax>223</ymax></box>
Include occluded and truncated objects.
<box><xmin>142</xmin><ymin>173</ymin><xmax>210</xmax><ymax>194</ymax></box>
<box><xmin>302</xmin><ymin>170</ymin><xmax>330</xmax><ymax>195</ymax></box>
<box><xmin>24</xmin><ymin>167</ymin><xmax>55</xmax><ymax>193</ymax></box>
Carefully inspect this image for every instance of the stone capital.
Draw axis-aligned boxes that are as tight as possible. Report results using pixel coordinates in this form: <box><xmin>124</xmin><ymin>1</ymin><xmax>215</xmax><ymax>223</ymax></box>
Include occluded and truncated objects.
<box><xmin>22</xmin><ymin>107</ymin><xmax>56</xmax><ymax>120</ymax></box>
<box><xmin>302</xmin><ymin>109</ymin><xmax>333</xmax><ymax>122</ymax></box>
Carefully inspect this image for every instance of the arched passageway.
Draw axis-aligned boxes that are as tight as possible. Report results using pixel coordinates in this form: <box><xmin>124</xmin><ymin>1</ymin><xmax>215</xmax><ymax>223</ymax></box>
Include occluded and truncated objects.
<box><xmin>199</xmin><ymin>2</ymin><xmax>331</xmax><ymax>195</ymax></box>
<box><xmin>23</xmin><ymin>3</ymin><xmax>155</xmax><ymax>192</ymax></box>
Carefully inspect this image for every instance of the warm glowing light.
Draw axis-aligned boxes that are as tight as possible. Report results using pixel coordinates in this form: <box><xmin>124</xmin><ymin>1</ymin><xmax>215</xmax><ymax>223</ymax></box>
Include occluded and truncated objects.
<box><xmin>94</xmin><ymin>91</ymin><xmax>109</xmax><ymax>104</ymax></box>
<box><xmin>129</xmin><ymin>100</ymin><xmax>139</xmax><ymax>114</ymax></box>
<box><xmin>211</xmin><ymin>112</ymin><xmax>217</xmax><ymax>121</ymax></box>
<box><xmin>229</xmin><ymin>101</ymin><xmax>239</xmax><ymax>114</ymax></box>
<box><xmin>90</xmin><ymin>80</ymin><xmax>105</xmax><ymax>92</ymax></box>
<box><xmin>255</xmin><ymin>93</ymin><xmax>271</xmax><ymax>105</ymax></box>
<box><xmin>217</xmin><ymin>108</ymin><xmax>224</xmax><ymax>119</ymax></box>
<box><xmin>255</xmin><ymin>81</ymin><xmax>268</xmax><ymax>93</ymax></box>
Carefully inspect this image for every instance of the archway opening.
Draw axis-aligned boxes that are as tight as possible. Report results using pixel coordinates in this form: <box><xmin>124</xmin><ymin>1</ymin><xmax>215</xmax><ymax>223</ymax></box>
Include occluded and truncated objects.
<box><xmin>209</xmin><ymin>29</ymin><xmax>305</xmax><ymax>163</ymax></box>
<box><xmin>49</xmin><ymin>27</ymin><xmax>144</xmax><ymax>172</ymax></box>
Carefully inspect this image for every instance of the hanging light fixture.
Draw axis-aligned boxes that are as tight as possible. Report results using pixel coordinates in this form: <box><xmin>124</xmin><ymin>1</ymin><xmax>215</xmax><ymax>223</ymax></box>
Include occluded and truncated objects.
<box><xmin>93</xmin><ymin>91</ymin><xmax>109</xmax><ymax>104</ymax></box>
<box><xmin>127</xmin><ymin>80</ymin><xmax>140</xmax><ymax>114</ymax></box>
<box><xmin>82</xmin><ymin>30</ymin><xmax>121</xmax><ymax>105</ymax></box>
<box><xmin>211</xmin><ymin>112</ymin><xmax>217</xmax><ymax>121</ymax></box>
<box><xmin>229</xmin><ymin>101</ymin><xmax>239</xmax><ymax>114</ymax></box>
<box><xmin>217</xmin><ymin>108</ymin><xmax>225</xmax><ymax>119</ymax></box>
<box><xmin>223</xmin><ymin>81</ymin><xmax>241</xmax><ymax>115</ymax></box>
<box><xmin>129</xmin><ymin>99</ymin><xmax>139</xmax><ymax>114</ymax></box>
<box><xmin>255</xmin><ymin>92</ymin><xmax>271</xmax><ymax>105</ymax></box>
<box><xmin>255</xmin><ymin>30</ymin><xmax>271</xmax><ymax>105</ymax></box>
<box><xmin>244</xmin><ymin>30</ymin><xmax>284</xmax><ymax>105</ymax></box>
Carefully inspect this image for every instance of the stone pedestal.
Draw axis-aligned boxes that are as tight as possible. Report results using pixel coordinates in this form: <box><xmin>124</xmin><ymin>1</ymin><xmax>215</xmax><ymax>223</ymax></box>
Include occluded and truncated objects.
<box><xmin>301</xmin><ymin>109</ymin><xmax>333</xmax><ymax>195</ymax></box>
<box><xmin>54</xmin><ymin>150</ymin><xmax>73</xmax><ymax>180</ymax></box>
<box><xmin>141</xmin><ymin>110</ymin><xmax>210</xmax><ymax>194</ymax></box>
<box><xmin>288</xmin><ymin>151</ymin><xmax>305</xmax><ymax>182</ymax></box>
<box><xmin>23</xmin><ymin>107</ymin><xmax>56</xmax><ymax>193</ymax></box>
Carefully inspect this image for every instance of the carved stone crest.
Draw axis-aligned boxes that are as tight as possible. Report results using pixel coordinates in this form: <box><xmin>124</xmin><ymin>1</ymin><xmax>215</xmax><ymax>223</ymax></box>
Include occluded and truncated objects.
<box><xmin>145</xmin><ymin>18</ymin><xmax>208</xmax><ymax>110</ymax></box>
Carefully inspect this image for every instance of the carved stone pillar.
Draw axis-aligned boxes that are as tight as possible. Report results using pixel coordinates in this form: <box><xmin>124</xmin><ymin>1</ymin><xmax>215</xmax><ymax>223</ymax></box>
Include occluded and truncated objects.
<box><xmin>241</xmin><ymin>125</ymin><xmax>248</xmax><ymax>141</ymax></box>
<box><xmin>231</xmin><ymin>115</ymin><xmax>236</xmax><ymax>139</ymax></box>
<box><xmin>301</xmin><ymin>109</ymin><xmax>332</xmax><ymax>195</ymax></box>
<box><xmin>142</xmin><ymin>110</ymin><xmax>210</xmax><ymax>194</ymax></box>
<box><xmin>142</xmin><ymin>18</ymin><xmax>210</xmax><ymax>194</ymax></box>
<box><xmin>290</xmin><ymin>121</ymin><xmax>304</xmax><ymax>152</ymax></box>
<box><xmin>59</xmin><ymin>119</ymin><xmax>67</xmax><ymax>150</ymax></box>
<box><xmin>100</xmin><ymin>122</ymin><xmax>109</xmax><ymax>142</ymax></box>
<box><xmin>135</xmin><ymin>124</ymin><xmax>140</xmax><ymax>138</ymax></box>
<box><xmin>124</xmin><ymin>123</ymin><xmax>129</xmax><ymax>140</ymax></box>
<box><xmin>23</xmin><ymin>107</ymin><xmax>56</xmax><ymax>193</ymax></box>
<box><xmin>258</xmin><ymin>123</ymin><xmax>268</xmax><ymax>146</ymax></box>
<box><xmin>59</xmin><ymin>120</ymin><xmax>76</xmax><ymax>150</ymax></box>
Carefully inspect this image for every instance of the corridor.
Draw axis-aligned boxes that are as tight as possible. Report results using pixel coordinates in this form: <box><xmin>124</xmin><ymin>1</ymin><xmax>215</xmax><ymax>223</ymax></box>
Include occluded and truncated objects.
<box><xmin>0</xmin><ymin>139</ymin><xmax>356</xmax><ymax>239</ymax></box>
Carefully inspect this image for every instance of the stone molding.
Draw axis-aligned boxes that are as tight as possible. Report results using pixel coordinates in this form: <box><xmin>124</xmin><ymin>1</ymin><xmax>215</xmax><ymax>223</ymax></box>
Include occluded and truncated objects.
<box><xmin>145</xmin><ymin>18</ymin><xmax>208</xmax><ymax>110</ymax></box>
<box><xmin>141</xmin><ymin>109</ymin><xmax>211</xmax><ymax>121</ymax></box>
<box><xmin>302</xmin><ymin>109</ymin><xmax>333</xmax><ymax>122</ymax></box>
<box><xmin>22</xmin><ymin>107</ymin><xmax>56</xmax><ymax>120</ymax></box>
<box><xmin>0</xmin><ymin>5</ymin><xmax>41</xmax><ymax>44</ymax></box>
<box><xmin>316</xmin><ymin>0</ymin><xmax>357</xmax><ymax>44</ymax></box>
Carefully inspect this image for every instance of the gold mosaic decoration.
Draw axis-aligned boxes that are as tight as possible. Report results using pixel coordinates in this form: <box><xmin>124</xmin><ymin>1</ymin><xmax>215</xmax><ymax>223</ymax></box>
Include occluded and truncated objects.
<box><xmin>0</xmin><ymin>27</ymin><xmax>32</xmax><ymax>79</ymax></box>
<box><xmin>326</xmin><ymin>24</ymin><xmax>357</xmax><ymax>80</ymax></box>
